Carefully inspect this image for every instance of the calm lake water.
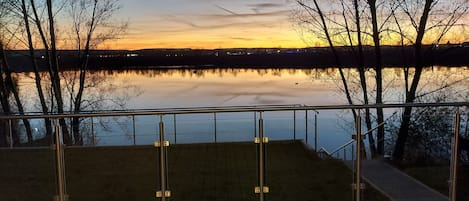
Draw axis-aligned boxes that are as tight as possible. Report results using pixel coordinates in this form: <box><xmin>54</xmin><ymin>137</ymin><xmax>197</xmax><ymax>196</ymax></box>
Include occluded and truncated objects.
<box><xmin>15</xmin><ymin>67</ymin><xmax>469</xmax><ymax>152</ymax></box>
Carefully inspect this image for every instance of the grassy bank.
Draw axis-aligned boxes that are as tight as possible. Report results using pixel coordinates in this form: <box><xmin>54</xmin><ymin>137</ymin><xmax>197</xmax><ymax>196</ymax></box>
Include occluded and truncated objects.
<box><xmin>1</xmin><ymin>141</ymin><xmax>389</xmax><ymax>201</ymax></box>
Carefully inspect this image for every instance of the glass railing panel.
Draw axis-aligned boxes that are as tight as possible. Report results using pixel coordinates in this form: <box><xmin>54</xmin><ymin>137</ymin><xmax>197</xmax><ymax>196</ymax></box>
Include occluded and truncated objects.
<box><xmin>133</xmin><ymin>115</ymin><xmax>160</xmax><ymax>145</ymax></box>
<box><xmin>215</xmin><ymin>112</ymin><xmax>254</xmax><ymax>142</ymax></box>
<box><xmin>264</xmin><ymin>110</ymin><xmax>357</xmax><ymax>201</ymax></box>
<box><xmin>362</xmin><ymin>108</ymin><xmax>461</xmax><ymax>201</ymax></box>
<box><xmin>65</xmin><ymin>146</ymin><xmax>158</xmax><ymax>201</ymax></box>
<box><xmin>168</xmin><ymin>113</ymin><xmax>214</xmax><ymax>144</ymax></box>
<box><xmin>456</xmin><ymin>112</ymin><xmax>468</xmax><ymax>200</ymax></box>
<box><xmin>89</xmin><ymin>116</ymin><xmax>134</xmax><ymax>145</ymax></box>
<box><xmin>169</xmin><ymin>142</ymin><xmax>257</xmax><ymax>201</ymax></box>
<box><xmin>0</xmin><ymin>118</ymin><xmax>56</xmax><ymax>201</ymax></box>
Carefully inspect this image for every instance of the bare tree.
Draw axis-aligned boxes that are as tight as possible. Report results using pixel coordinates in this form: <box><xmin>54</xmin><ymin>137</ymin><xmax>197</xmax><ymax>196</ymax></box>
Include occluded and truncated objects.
<box><xmin>393</xmin><ymin>0</ymin><xmax>468</xmax><ymax>160</ymax></box>
<box><xmin>0</xmin><ymin>42</ymin><xmax>13</xmax><ymax>146</ymax></box>
<box><xmin>366</xmin><ymin>0</ymin><xmax>385</xmax><ymax>155</ymax></box>
<box><xmin>0</xmin><ymin>0</ymin><xmax>12</xmax><ymax>146</ymax></box>
<box><xmin>355</xmin><ymin>0</ymin><xmax>378</xmax><ymax>157</ymax></box>
<box><xmin>16</xmin><ymin>0</ymin><xmax>54</xmax><ymax>139</ymax></box>
<box><xmin>295</xmin><ymin>0</ymin><xmax>385</xmax><ymax>157</ymax></box>
<box><xmin>0</xmin><ymin>1</ymin><xmax>33</xmax><ymax>144</ymax></box>
<box><xmin>45</xmin><ymin>0</ymin><xmax>73</xmax><ymax>144</ymax></box>
<box><xmin>0</xmin><ymin>0</ymin><xmax>127</xmax><ymax>146</ymax></box>
<box><xmin>66</xmin><ymin>0</ymin><xmax>126</xmax><ymax>144</ymax></box>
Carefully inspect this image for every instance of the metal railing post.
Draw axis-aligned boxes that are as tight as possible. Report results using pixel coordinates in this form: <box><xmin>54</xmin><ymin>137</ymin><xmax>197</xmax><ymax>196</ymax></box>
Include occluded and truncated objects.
<box><xmin>449</xmin><ymin>111</ymin><xmax>460</xmax><ymax>201</ymax></box>
<box><xmin>344</xmin><ymin>148</ymin><xmax>346</xmax><ymax>161</ymax></box>
<box><xmin>354</xmin><ymin>115</ymin><xmax>362</xmax><ymax>201</ymax></box>
<box><xmin>91</xmin><ymin>117</ymin><xmax>95</xmax><ymax>146</ymax></box>
<box><xmin>132</xmin><ymin>115</ymin><xmax>136</xmax><ymax>145</ymax></box>
<box><xmin>8</xmin><ymin>119</ymin><xmax>13</xmax><ymax>149</ymax></box>
<box><xmin>293</xmin><ymin>110</ymin><xmax>296</xmax><ymax>140</ymax></box>
<box><xmin>255</xmin><ymin>112</ymin><xmax>268</xmax><ymax>201</ymax></box>
<box><xmin>155</xmin><ymin>115</ymin><xmax>170</xmax><ymax>200</ymax></box>
<box><xmin>254</xmin><ymin>112</ymin><xmax>257</xmax><ymax>138</ymax></box>
<box><xmin>173</xmin><ymin>114</ymin><xmax>177</xmax><ymax>144</ymax></box>
<box><xmin>305</xmin><ymin>110</ymin><xmax>308</xmax><ymax>145</ymax></box>
<box><xmin>54</xmin><ymin>118</ymin><xmax>67</xmax><ymax>201</ymax></box>
<box><xmin>214</xmin><ymin>113</ymin><xmax>217</xmax><ymax>143</ymax></box>
<box><xmin>314</xmin><ymin>112</ymin><xmax>318</xmax><ymax>151</ymax></box>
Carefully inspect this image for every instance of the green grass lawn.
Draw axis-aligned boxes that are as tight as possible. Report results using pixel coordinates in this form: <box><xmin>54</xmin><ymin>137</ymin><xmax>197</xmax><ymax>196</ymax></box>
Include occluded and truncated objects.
<box><xmin>1</xmin><ymin>141</ymin><xmax>389</xmax><ymax>201</ymax></box>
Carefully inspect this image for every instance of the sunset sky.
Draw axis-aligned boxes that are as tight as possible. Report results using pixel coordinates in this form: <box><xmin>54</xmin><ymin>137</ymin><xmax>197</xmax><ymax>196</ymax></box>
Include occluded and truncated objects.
<box><xmin>107</xmin><ymin>0</ymin><xmax>306</xmax><ymax>49</ymax></box>
<box><xmin>97</xmin><ymin>0</ymin><xmax>468</xmax><ymax>50</ymax></box>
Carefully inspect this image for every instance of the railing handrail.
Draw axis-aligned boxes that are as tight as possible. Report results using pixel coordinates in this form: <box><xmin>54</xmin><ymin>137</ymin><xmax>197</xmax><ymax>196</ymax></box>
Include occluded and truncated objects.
<box><xmin>317</xmin><ymin>147</ymin><xmax>331</xmax><ymax>156</ymax></box>
<box><xmin>320</xmin><ymin>122</ymin><xmax>386</xmax><ymax>158</ymax></box>
<box><xmin>0</xmin><ymin>102</ymin><xmax>467</xmax><ymax>120</ymax></box>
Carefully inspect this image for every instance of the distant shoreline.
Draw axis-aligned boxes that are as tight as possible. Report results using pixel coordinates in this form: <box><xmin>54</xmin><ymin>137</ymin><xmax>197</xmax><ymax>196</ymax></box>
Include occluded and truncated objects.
<box><xmin>6</xmin><ymin>45</ymin><xmax>469</xmax><ymax>72</ymax></box>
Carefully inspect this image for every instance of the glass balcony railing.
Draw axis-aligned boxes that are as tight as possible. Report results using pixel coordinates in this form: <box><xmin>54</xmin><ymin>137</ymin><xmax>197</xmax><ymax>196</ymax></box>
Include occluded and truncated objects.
<box><xmin>0</xmin><ymin>102</ymin><xmax>467</xmax><ymax>201</ymax></box>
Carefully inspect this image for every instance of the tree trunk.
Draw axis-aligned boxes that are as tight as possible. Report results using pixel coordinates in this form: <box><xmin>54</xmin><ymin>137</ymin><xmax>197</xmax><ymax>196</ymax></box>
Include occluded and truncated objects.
<box><xmin>47</xmin><ymin>0</ymin><xmax>71</xmax><ymax>144</ymax></box>
<box><xmin>0</xmin><ymin>53</ymin><xmax>12</xmax><ymax>146</ymax></box>
<box><xmin>0</xmin><ymin>41</ymin><xmax>33</xmax><ymax>143</ymax></box>
<box><xmin>0</xmin><ymin>120</ymin><xmax>7</xmax><ymax>146</ymax></box>
<box><xmin>0</xmin><ymin>61</ymin><xmax>10</xmax><ymax>116</ymax></box>
<box><xmin>21</xmin><ymin>0</ymin><xmax>53</xmax><ymax>140</ymax></box>
<box><xmin>72</xmin><ymin>0</ymin><xmax>99</xmax><ymax>145</ymax></box>
<box><xmin>30</xmin><ymin>0</ymin><xmax>57</xmax><ymax>143</ymax></box>
<box><xmin>393</xmin><ymin>0</ymin><xmax>433</xmax><ymax>160</ymax></box>
<box><xmin>368</xmin><ymin>0</ymin><xmax>385</xmax><ymax>156</ymax></box>
<box><xmin>354</xmin><ymin>0</ymin><xmax>375</xmax><ymax>157</ymax></box>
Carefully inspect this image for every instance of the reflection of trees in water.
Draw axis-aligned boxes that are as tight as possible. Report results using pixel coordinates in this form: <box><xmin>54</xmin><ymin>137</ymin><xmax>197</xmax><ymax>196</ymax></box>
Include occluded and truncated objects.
<box><xmin>323</xmin><ymin>67</ymin><xmax>469</xmax><ymax>161</ymax></box>
<box><xmin>61</xmin><ymin>71</ymin><xmax>142</xmax><ymax>112</ymax></box>
<box><xmin>99</xmin><ymin>67</ymin><xmax>468</xmax><ymax>82</ymax></box>
<box><xmin>17</xmin><ymin>71</ymin><xmax>141</xmax><ymax>145</ymax></box>
<box><xmin>63</xmin><ymin>70</ymin><xmax>141</xmax><ymax>145</ymax></box>
<box><xmin>99</xmin><ymin>67</ymin><xmax>359</xmax><ymax>79</ymax></box>
<box><xmin>322</xmin><ymin>67</ymin><xmax>469</xmax><ymax>103</ymax></box>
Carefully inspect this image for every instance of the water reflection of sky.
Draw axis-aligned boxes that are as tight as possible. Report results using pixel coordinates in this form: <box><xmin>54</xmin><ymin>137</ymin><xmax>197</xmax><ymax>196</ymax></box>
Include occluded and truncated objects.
<box><xmin>101</xmin><ymin>67</ymin><xmax>468</xmax><ymax>109</ymax></box>
<box><xmin>15</xmin><ymin>67</ymin><xmax>469</xmax><ymax>154</ymax></box>
<box><xmin>116</xmin><ymin>69</ymin><xmax>340</xmax><ymax>108</ymax></box>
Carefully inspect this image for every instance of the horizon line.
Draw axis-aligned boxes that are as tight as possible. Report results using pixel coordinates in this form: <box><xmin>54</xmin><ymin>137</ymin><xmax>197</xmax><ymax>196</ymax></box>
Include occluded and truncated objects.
<box><xmin>7</xmin><ymin>43</ymin><xmax>468</xmax><ymax>52</ymax></box>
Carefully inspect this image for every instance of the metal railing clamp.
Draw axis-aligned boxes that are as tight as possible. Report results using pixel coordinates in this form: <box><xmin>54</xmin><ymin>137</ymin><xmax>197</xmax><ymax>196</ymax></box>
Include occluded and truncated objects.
<box><xmin>53</xmin><ymin>195</ymin><xmax>69</xmax><ymax>201</ymax></box>
<box><xmin>352</xmin><ymin>134</ymin><xmax>366</xmax><ymax>140</ymax></box>
<box><xmin>155</xmin><ymin>190</ymin><xmax>171</xmax><ymax>198</ymax></box>
<box><xmin>254</xmin><ymin>186</ymin><xmax>269</xmax><ymax>193</ymax></box>
<box><xmin>351</xmin><ymin>183</ymin><xmax>366</xmax><ymax>190</ymax></box>
<box><xmin>254</xmin><ymin>137</ymin><xmax>269</xmax><ymax>144</ymax></box>
<box><xmin>154</xmin><ymin>141</ymin><xmax>170</xmax><ymax>147</ymax></box>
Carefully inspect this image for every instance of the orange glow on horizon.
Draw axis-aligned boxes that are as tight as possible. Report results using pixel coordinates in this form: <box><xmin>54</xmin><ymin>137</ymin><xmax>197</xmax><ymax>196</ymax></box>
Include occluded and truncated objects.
<box><xmin>99</xmin><ymin>24</ymin><xmax>467</xmax><ymax>50</ymax></box>
<box><xmin>71</xmin><ymin>1</ymin><xmax>469</xmax><ymax>50</ymax></box>
<box><xmin>103</xmin><ymin>36</ymin><xmax>310</xmax><ymax>50</ymax></box>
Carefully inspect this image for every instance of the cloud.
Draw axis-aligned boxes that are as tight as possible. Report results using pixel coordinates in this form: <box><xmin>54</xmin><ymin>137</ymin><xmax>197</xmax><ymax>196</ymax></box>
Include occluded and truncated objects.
<box><xmin>162</xmin><ymin>21</ymin><xmax>266</xmax><ymax>32</ymax></box>
<box><xmin>199</xmin><ymin>9</ymin><xmax>290</xmax><ymax>19</ymax></box>
<box><xmin>229</xmin><ymin>37</ymin><xmax>254</xmax><ymax>41</ymax></box>
<box><xmin>158</xmin><ymin>14</ymin><xmax>282</xmax><ymax>33</ymax></box>
<box><xmin>247</xmin><ymin>3</ymin><xmax>285</xmax><ymax>9</ymax></box>
<box><xmin>247</xmin><ymin>2</ymin><xmax>288</xmax><ymax>13</ymax></box>
<box><xmin>214</xmin><ymin>4</ymin><xmax>240</xmax><ymax>15</ymax></box>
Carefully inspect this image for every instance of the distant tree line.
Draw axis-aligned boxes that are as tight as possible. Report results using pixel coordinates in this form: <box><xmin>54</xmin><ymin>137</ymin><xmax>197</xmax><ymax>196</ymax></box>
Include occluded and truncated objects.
<box><xmin>4</xmin><ymin>45</ymin><xmax>469</xmax><ymax>71</ymax></box>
